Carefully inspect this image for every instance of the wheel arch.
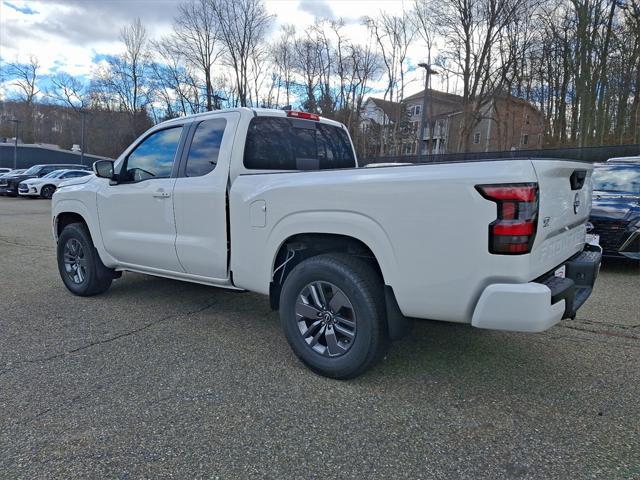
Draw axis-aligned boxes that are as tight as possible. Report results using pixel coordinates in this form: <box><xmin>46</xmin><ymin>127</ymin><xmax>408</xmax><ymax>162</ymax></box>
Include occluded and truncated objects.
<box><xmin>53</xmin><ymin>199</ymin><xmax>116</xmax><ymax>268</ymax></box>
<box><xmin>267</xmin><ymin>231</ymin><xmax>411</xmax><ymax>341</ymax></box>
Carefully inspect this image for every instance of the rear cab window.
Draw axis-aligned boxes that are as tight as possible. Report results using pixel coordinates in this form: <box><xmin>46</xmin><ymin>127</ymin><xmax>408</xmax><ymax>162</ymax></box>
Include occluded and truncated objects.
<box><xmin>243</xmin><ymin>116</ymin><xmax>356</xmax><ymax>171</ymax></box>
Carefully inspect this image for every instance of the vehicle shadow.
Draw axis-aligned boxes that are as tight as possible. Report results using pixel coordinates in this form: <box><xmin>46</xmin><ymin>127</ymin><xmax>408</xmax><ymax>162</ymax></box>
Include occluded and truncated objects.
<box><xmin>97</xmin><ymin>272</ymin><xmax>601</xmax><ymax>392</ymax></box>
<box><xmin>600</xmin><ymin>256</ymin><xmax>639</xmax><ymax>275</ymax></box>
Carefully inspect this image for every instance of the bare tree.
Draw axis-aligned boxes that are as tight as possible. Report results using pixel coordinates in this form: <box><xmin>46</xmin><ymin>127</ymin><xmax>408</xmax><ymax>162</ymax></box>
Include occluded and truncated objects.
<box><xmin>172</xmin><ymin>0</ymin><xmax>221</xmax><ymax>111</ymax></box>
<box><xmin>364</xmin><ymin>12</ymin><xmax>415</xmax><ymax>104</ymax></box>
<box><xmin>46</xmin><ymin>72</ymin><xmax>90</xmax><ymax>111</ymax></box>
<box><xmin>412</xmin><ymin>0</ymin><xmax>437</xmax><ymax>65</ymax></box>
<box><xmin>433</xmin><ymin>0</ymin><xmax>529</xmax><ymax>150</ymax></box>
<box><xmin>272</xmin><ymin>25</ymin><xmax>296</xmax><ymax>108</ymax></box>
<box><xmin>211</xmin><ymin>0</ymin><xmax>274</xmax><ymax>107</ymax></box>
<box><xmin>7</xmin><ymin>55</ymin><xmax>40</xmax><ymax>104</ymax></box>
<box><xmin>365</xmin><ymin>12</ymin><xmax>415</xmax><ymax>154</ymax></box>
<box><xmin>95</xmin><ymin>18</ymin><xmax>151</xmax><ymax>135</ymax></box>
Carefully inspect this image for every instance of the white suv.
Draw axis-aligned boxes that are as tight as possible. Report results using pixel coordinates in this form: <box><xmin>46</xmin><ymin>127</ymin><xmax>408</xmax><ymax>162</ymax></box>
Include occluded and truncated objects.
<box><xmin>19</xmin><ymin>169</ymin><xmax>93</xmax><ymax>199</ymax></box>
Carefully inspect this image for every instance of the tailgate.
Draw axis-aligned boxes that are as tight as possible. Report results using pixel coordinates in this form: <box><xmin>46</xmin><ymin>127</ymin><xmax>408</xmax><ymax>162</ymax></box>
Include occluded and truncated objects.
<box><xmin>529</xmin><ymin>160</ymin><xmax>594</xmax><ymax>278</ymax></box>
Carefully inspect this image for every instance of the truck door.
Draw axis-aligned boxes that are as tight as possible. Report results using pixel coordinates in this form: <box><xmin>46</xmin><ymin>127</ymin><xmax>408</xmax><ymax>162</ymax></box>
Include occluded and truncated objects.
<box><xmin>172</xmin><ymin>112</ymin><xmax>240</xmax><ymax>280</ymax></box>
<box><xmin>96</xmin><ymin>125</ymin><xmax>185</xmax><ymax>272</ymax></box>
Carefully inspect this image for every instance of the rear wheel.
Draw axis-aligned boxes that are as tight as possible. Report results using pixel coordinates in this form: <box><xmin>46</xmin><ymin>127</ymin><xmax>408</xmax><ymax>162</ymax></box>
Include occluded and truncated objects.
<box><xmin>279</xmin><ymin>254</ymin><xmax>388</xmax><ymax>379</ymax></box>
<box><xmin>57</xmin><ymin>223</ymin><xmax>114</xmax><ymax>296</ymax></box>
<box><xmin>40</xmin><ymin>185</ymin><xmax>56</xmax><ymax>199</ymax></box>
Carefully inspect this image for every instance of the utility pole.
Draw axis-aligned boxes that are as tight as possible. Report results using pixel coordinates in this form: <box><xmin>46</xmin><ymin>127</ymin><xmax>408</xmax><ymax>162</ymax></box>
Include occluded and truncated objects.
<box><xmin>417</xmin><ymin>63</ymin><xmax>438</xmax><ymax>162</ymax></box>
<box><xmin>9</xmin><ymin>118</ymin><xmax>22</xmax><ymax>169</ymax></box>
<box><xmin>79</xmin><ymin>110</ymin><xmax>88</xmax><ymax>166</ymax></box>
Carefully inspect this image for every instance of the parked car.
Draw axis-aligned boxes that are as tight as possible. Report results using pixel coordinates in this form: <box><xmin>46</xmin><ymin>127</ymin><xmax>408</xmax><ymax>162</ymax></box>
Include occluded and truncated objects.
<box><xmin>0</xmin><ymin>169</ymin><xmax>24</xmax><ymax>195</ymax></box>
<box><xmin>589</xmin><ymin>162</ymin><xmax>640</xmax><ymax>260</ymax></box>
<box><xmin>52</xmin><ymin>108</ymin><xmax>601</xmax><ymax>378</ymax></box>
<box><xmin>18</xmin><ymin>169</ymin><xmax>93</xmax><ymax>199</ymax></box>
<box><xmin>0</xmin><ymin>164</ymin><xmax>90</xmax><ymax>197</ymax></box>
<box><xmin>0</xmin><ymin>168</ymin><xmax>13</xmax><ymax>176</ymax></box>
<box><xmin>607</xmin><ymin>156</ymin><xmax>640</xmax><ymax>164</ymax></box>
<box><xmin>1</xmin><ymin>168</ymin><xmax>23</xmax><ymax>178</ymax></box>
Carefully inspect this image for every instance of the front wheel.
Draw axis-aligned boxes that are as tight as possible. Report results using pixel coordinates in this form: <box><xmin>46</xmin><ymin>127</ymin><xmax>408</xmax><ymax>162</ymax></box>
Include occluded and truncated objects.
<box><xmin>279</xmin><ymin>254</ymin><xmax>388</xmax><ymax>379</ymax></box>
<box><xmin>57</xmin><ymin>223</ymin><xmax>114</xmax><ymax>296</ymax></box>
<box><xmin>40</xmin><ymin>185</ymin><xmax>56</xmax><ymax>199</ymax></box>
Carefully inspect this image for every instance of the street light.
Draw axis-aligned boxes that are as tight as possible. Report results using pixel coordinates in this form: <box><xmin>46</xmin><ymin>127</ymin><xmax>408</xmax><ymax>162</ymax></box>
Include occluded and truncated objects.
<box><xmin>417</xmin><ymin>63</ymin><xmax>438</xmax><ymax>162</ymax></box>
<box><xmin>8</xmin><ymin>118</ymin><xmax>22</xmax><ymax>170</ymax></box>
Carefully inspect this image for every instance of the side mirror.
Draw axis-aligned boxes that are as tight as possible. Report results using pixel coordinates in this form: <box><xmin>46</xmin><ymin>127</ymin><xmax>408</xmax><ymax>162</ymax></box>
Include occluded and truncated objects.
<box><xmin>93</xmin><ymin>160</ymin><xmax>116</xmax><ymax>180</ymax></box>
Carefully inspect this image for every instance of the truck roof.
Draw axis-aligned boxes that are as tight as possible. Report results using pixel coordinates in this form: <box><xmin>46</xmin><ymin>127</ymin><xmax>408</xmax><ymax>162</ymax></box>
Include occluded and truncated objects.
<box><xmin>159</xmin><ymin>107</ymin><xmax>344</xmax><ymax>129</ymax></box>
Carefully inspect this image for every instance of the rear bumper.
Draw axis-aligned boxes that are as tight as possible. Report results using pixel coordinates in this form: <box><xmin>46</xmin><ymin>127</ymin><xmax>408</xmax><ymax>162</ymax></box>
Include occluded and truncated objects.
<box><xmin>471</xmin><ymin>244</ymin><xmax>602</xmax><ymax>333</ymax></box>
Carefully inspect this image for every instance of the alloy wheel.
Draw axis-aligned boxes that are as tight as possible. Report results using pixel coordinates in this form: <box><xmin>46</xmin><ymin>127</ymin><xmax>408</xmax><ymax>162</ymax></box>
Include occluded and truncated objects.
<box><xmin>63</xmin><ymin>238</ymin><xmax>87</xmax><ymax>284</ymax></box>
<box><xmin>295</xmin><ymin>281</ymin><xmax>357</xmax><ymax>357</ymax></box>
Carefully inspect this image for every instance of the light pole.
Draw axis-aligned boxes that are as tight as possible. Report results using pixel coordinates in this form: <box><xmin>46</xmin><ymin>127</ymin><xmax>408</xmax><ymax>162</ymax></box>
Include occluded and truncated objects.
<box><xmin>79</xmin><ymin>110</ymin><xmax>88</xmax><ymax>166</ymax></box>
<box><xmin>8</xmin><ymin>118</ymin><xmax>22</xmax><ymax>169</ymax></box>
<box><xmin>417</xmin><ymin>63</ymin><xmax>438</xmax><ymax>162</ymax></box>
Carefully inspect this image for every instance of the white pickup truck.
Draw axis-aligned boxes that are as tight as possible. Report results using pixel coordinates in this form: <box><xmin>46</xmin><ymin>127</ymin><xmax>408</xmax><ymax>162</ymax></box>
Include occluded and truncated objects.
<box><xmin>52</xmin><ymin>108</ymin><xmax>602</xmax><ymax>378</ymax></box>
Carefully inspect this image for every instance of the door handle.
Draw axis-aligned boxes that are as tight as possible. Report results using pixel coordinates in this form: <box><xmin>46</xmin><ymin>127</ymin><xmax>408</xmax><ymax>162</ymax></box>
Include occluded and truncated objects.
<box><xmin>152</xmin><ymin>190</ymin><xmax>171</xmax><ymax>198</ymax></box>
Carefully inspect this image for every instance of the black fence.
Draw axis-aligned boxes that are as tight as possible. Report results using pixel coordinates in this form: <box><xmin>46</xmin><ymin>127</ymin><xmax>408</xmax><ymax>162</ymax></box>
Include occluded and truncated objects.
<box><xmin>363</xmin><ymin>144</ymin><xmax>640</xmax><ymax>165</ymax></box>
<box><xmin>0</xmin><ymin>144</ymin><xmax>111</xmax><ymax>170</ymax></box>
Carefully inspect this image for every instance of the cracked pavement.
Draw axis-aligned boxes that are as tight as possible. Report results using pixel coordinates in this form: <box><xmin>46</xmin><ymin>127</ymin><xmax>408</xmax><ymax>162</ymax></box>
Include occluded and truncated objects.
<box><xmin>0</xmin><ymin>197</ymin><xmax>639</xmax><ymax>479</ymax></box>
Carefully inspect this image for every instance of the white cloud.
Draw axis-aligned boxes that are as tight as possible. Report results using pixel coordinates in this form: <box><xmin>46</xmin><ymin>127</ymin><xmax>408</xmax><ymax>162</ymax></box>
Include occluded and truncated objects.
<box><xmin>0</xmin><ymin>0</ymin><xmax>444</xmax><ymax>102</ymax></box>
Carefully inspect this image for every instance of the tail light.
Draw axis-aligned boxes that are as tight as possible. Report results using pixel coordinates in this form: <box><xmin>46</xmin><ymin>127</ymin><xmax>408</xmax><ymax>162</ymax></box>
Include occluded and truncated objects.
<box><xmin>476</xmin><ymin>183</ymin><xmax>539</xmax><ymax>255</ymax></box>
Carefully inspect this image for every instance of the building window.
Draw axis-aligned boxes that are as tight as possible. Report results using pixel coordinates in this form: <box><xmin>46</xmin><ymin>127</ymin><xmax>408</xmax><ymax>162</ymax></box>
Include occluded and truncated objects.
<box><xmin>473</xmin><ymin>132</ymin><xmax>481</xmax><ymax>144</ymax></box>
<box><xmin>522</xmin><ymin>134</ymin><xmax>529</xmax><ymax>146</ymax></box>
<box><xmin>407</xmin><ymin>105</ymin><xmax>421</xmax><ymax>117</ymax></box>
<box><xmin>525</xmin><ymin>114</ymin><xmax>530</xmax><ymax>125</ymax></box>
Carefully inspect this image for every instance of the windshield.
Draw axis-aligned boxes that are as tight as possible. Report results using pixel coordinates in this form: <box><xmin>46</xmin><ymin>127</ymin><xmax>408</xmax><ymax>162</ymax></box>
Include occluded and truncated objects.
<box><xmin>592</xmin><ymin>165</ymin><xmax>640</xmax><ymax>194</ymax></box>
<box><xmin>23</xmin><ymin>165</ymin><xmax>42</xmax><ymax>175</ymax></box>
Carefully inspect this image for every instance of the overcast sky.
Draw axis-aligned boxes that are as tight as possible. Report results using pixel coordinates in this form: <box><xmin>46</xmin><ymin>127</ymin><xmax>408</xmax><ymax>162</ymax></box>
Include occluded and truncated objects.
<box><xmin>0</xmin><ymin>0</ymin><xmax>438</xmax><ymax>100</ymax></box>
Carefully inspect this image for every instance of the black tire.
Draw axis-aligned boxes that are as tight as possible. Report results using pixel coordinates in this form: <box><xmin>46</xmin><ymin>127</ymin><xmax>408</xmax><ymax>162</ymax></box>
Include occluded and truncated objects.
<box><xmin>279</xmin><ymin>254</ymin><xmax>389</xmax><ymax>379</ymax></box>
<box><xmin>40</xmin><ymin>185</ymin><xmax>56</xmax><ymax>199</ymax></box>
<box><xmin>57</xmin><ymin>222</ymin><xmax>114</xmax><ymax>296</ymax></box>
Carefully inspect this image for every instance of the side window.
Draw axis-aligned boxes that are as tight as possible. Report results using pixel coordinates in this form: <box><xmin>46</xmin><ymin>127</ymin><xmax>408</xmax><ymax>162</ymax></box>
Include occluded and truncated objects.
<box><xmin>244</xmin><ymin>117</ymin><xmax>294</xmax><ymax>170</ymax></box>
<box><xmin>244</xmin><ymin>117</ymin><xmax>355</xmax><ymax>170</ymax></box>
<box><xmin>122</xmin><ymin>126</ymin><xmax>183</xmax><ymax>182</ymax></box>
<box><xmin>64</xmin><ymin>171</ymin><xmax>87</xmax><ymax>178</ymax></box>
<box><xmin>185</xmin><ymin>118</ymin><xmax>226</xmax><ymax>177</ymax></box>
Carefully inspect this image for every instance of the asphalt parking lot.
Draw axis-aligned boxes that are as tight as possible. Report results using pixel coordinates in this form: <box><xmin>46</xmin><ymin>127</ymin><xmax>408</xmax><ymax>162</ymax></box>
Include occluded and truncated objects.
<box><xmin>0</xmin><ymin>197</ymin><xmax>638</xmax><ymax>479</ymax></box>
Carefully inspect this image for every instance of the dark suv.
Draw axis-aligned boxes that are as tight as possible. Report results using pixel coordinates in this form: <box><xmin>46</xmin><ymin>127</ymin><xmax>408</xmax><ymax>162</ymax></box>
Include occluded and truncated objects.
<box><xmin>0</xmin><ymin>164</ymin><xmax>91</xmax><ymax>196</ymax></box>
<box><xmin>590</xmin><ymin>162</ymin><xmax>640</xmax><ymax>260</ymax></box>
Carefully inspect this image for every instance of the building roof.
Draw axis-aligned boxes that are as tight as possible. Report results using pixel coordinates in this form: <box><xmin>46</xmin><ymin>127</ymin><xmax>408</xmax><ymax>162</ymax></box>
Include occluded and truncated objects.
<box><xmin>404</xmin><ymin>89</ymin><xmax>464</xmax><ymax>104</ymax></box>
<box><xmin>367</xmin><ymin>98</ymin><xmax>403</xmax><ymax>121</ymax></box>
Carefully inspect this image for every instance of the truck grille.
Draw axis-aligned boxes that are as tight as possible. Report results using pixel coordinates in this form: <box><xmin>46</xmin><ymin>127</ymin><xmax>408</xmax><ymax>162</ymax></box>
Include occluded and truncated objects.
<box><xmin>590</xmin><ymin>219</ymin><xmax>630</xmax><ymax>254</ymax></box>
